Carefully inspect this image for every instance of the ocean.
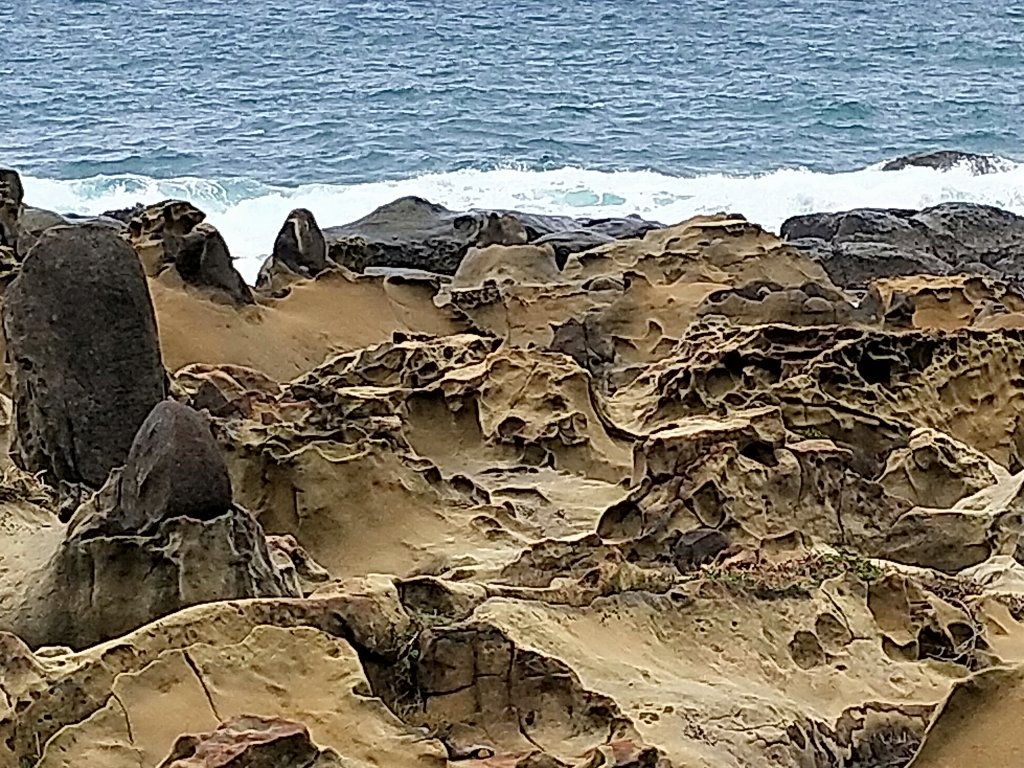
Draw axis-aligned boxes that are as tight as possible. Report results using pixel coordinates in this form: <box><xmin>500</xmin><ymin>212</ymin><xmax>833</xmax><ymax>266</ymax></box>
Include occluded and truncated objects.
<box><xmin>3</xmin><ymin>0</ymin><xmax>1024</xmax><ymax>281</ymax></box>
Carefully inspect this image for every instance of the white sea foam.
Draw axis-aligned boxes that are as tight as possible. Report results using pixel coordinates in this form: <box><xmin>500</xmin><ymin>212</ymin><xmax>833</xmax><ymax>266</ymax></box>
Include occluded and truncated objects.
<box><xmin>20</xmin><ymin>162</ymin><xmax>1024</xmax><ymax>284</ymax></box>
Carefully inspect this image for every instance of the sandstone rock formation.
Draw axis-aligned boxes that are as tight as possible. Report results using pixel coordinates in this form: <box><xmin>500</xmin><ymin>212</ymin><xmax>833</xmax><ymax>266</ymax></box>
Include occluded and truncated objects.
<box><xmin>125</xmin><ymin>199</ymin><xmax>207</xmax><ymax>275</ymax></box>
<box><xmin>158</xmin><ymin>715</ymin><xmax>342</xmax><ymax>768</ymax></box>
<box><xmin>3</xmin><ymin>224</ymin><xmax>166</xmax><ymax>496</ymax></box>
<box><xmin>5</xmin><ymin>175</ymin><xmax>1024</xmax><ymax>767</ymax></box>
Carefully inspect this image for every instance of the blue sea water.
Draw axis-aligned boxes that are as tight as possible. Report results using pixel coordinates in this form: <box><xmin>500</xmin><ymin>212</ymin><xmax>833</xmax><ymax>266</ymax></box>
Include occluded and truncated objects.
<box><xmin>3</xmin><ymin>0</ymin><xmax>1024</xmax><ymax>280</ymax></box>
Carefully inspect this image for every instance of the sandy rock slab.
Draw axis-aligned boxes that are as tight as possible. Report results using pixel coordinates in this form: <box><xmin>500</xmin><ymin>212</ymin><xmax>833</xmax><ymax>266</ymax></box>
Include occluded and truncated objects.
<box><xmin>17</xmin><ymin>621</ymin><xmax>446</xmax><ymax>768</ymax></box>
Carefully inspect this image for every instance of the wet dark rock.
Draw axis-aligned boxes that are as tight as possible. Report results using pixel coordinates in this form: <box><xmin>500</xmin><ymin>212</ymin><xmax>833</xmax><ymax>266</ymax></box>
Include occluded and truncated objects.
<box><xmin>165</xmin><ymin>222</ymin><xmax>255</xmax><ymax>304</ymax></box>
<box><xmin>781</xmin><ymin>203</ymin><xmax>1024</xmax><ymax>288</ymax></box>
<box><xmin>881</xmin><ymin>150</ymin><xmax>1008</xmax><ymax>175</ymax></box>
<box><xmin>324</xmin><ymin>196</ymin><xmax>664</xmax><ymax>275</ymax></box>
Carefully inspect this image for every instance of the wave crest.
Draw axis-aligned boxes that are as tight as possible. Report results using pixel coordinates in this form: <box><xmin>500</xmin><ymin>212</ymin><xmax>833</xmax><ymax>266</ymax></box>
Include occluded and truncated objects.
<box><xmin>21</xmin><ymin>161</ymin><xmax>1024</xmax><ymax>283</ymax></box>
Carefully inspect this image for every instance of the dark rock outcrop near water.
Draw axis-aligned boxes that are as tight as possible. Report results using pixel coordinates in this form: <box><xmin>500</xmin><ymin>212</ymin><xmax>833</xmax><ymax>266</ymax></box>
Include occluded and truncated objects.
<box><xmin>881</xmin><ymin>150</ymin><xmax>1008</xmax><ymax>174</ymax></box>
<box><xmin>3</xmin><ymin>224</ymin><xmax>166</xmax><ymax>492</ymax></box>
<box><xmin>781</xmin><ymin>202</ymin><xmax>1024</xmax><ymax>288</ymax></box>
<box><xmin>256</xmin><ymin>208</ymin><xmax>331</xmax><ymax>290</ymax></box>
<box><xmin>322</xmin><ymin>195</ymin><xmax>664</xmax><ymax>274</ymax></box>
<box><xmin>165</xmin><ymin>222</ymin><xmax>255</xmax><ymax>304</ymax></box>
<box><xmin>0</xmin><ymin>168</ymin><xmax>24</xmax><ymax>257</ymax></box>
<box><xmin>272</xmin><ymin>207</ymin><xmax>329</xmax><ymax>275</ymax></box>
<box><xmin>101</xmin><ymin>202</ymin><xmax>145</xmax><ymax>223</ymax></box>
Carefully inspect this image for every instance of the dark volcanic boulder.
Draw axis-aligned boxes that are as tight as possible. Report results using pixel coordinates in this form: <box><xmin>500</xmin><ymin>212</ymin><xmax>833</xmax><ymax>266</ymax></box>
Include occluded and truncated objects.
<box><xmin>781</xmin><ymin>203</ymin><xmax>1024</xmax><ymax>288</ymax></box>
<box><xmin>16</xmin><ymin>205</ymin><xmax>126</xmax><ymax>257</ymax></box>
<box><xmin>256</xmin><ymin>208</ymin><xmax>332</xmax><ymax>291</ymax></box>
<box><xmin>272</xmin><ymin>207</ymin><xmax>329</xmax><ymax>275</ymax></box>
<box><xmin>165</xmin><ymin>222</ymin><xmax>255</xmax><ymax>305</ymax></box>
<box><xmin>0</xmin><ymin>168</ymin><xmax>24</xmax><ymax>256</ymax></box>
<box><xmin>323</xmin><ymin>196</ymin><xmax>664</xmax><ymax>275</ymax></box>
<box><xmin>324</xmin><ymin>196</ymin><xmax>527</xmax><ymax>274</ymax></box>
<box><xmin>3</xmin><ymin>224</ymin><xmax>166</xmax><ymax>489</ymax></box>
<box><xmin>0</xmin><ymin>397</ymin><xmax>296</xmax><ymax>647</ymax></box>
<box><xmin>881</xmin><ymin>150</ymin><xmax>1007</xmax><ymax>175</ymax></box>
<box><xmin>101</xmin><ymin>202</ymin><xmax>145</xmax><ymax>223</ymax></box>
<box><xmin>114</xmin><ymin>401</ymin><xmax>233</xmax><ymax>536</ymax></box>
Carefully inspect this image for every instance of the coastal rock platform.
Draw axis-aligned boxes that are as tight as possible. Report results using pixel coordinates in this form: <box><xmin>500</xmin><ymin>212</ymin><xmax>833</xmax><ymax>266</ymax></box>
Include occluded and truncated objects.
<box><xmin>2</xmin><ymin>166</ymin><xmax>1023</xmax><ymax>767</ymax></box>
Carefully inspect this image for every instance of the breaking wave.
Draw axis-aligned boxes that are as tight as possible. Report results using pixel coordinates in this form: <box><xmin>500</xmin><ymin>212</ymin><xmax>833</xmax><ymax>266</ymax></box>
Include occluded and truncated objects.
<box><xmin>20</xmin><ymin>159</ymin><xmax>1024</xmax><ymax>283</ymax></box>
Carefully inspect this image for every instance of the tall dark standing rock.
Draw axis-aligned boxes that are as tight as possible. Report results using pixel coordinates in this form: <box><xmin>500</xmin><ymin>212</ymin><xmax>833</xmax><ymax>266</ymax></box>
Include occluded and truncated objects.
<box><xmin>2</xmin><ymin>223</ymin><xmax>166</xmax><ymax>495</ymax></box>
<box><xmin>273</xmin><ymin>208</ymin><xmax>328</xmax><ymax>275</ymax></box>
<box><xmin>0</xmin><ymin>168</ymin><xmax>23</xmax><ymax>255</ymax></box>
<box><xmin>256</xmin><ymin>208</ymin><xmax>332</xmax><ymax>291</ymax></box>
<box><xmin>164</xmin><ymin>222</ymin><xmax>255</xmax><ymax>305</ymax></box>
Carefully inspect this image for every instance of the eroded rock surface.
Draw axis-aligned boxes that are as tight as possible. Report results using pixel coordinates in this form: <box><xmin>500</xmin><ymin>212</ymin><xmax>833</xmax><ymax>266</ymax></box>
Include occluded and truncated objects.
<box><xmin>3</xmin><ymin>182</ymin><xmax>1024</xmax><ymax>768</ymax></box>
<box><xmin>158</xmin><ymin>715</ymin><xmax>340</xmax><ymax>768</ymax></box>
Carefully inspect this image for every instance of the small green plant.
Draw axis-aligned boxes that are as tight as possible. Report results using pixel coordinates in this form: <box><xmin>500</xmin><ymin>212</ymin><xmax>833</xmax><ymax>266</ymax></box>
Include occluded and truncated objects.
<box><xmin>793</xmin><ymin>425</ymin><xmax>830</xmax><ymax>441</ymax></box>
<box><xmin>700</xmin><ymin>549</ymin><xmax>885</xmax><ymax>599</ymax></box>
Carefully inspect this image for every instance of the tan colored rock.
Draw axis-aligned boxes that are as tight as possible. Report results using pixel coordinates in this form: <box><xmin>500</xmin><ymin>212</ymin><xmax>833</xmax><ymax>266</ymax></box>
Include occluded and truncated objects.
<box><xmin>880</xmin><ymin>428</ymin><xmax>1006</xmax><ymax>508</ymax></box>
<box><xmin>453</xmin><ymin>243</ymin><xmax>562</xmax><ymax>289</ymax></box>
<box><xmin>907</xmin><ymin>664</ymin><xmax>1024</xmax><ymax>767</ymax></box>
<box><xmin>125</xmin><ymin>199</ymin><xmax>207</xmax><ymax>276</ymax></box>
<box><xmin>865</xmin><ymin>274</ymin><xmax>1024</xmax><ymax>331</ymax></box>
<box><xmin>882</xmin><ymin>472</ymin><xmax>1024</xmax><ymax>573</ymax></box>
<box><xmin>34</xmin><ymin>624</ymin><xmax>446</xmax><ymax>768</ymax></box>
